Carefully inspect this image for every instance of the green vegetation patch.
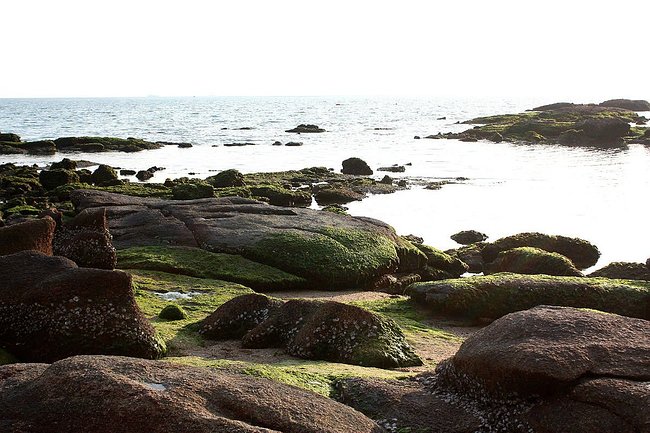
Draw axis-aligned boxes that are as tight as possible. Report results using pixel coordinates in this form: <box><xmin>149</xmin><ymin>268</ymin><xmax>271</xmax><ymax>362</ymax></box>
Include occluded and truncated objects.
<box><xmin>250</xmin><ymin>227</ymin><xmax>399</xmax><ymax>289</ymax></box>
<box><xmin>408</xmin><ymin>273</ymin><xmax>650</xmax><ymax>321</ymax></box>
<box><xmin>119</xmin><ymin>246</ymin><xmax>307</xmax><ymax>291</ymax></box>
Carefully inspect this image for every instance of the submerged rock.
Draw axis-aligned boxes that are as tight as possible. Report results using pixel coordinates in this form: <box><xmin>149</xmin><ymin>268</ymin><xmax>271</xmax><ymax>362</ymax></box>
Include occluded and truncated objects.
<box><xmin>0</xmin><ymin>355</ymin><xmax>383</xmax><ymax>433</ymax></box>
<box><xmin>407</xmin><ymin>273</ymin><xmax>650</xmax><ymax>321</ymax></box>
<box><xmin>285</xmin><ymin>124</ymin><xmax>326</xmax><ymax>133</ymax></box>
<box><xmin>218</xmin><ymin>296</ymin><xmax>423</xmax><ymax>368</ymax></box>
<box><xmin>341</xmin><ymin>157</ymin><xmax>373</xmax><ymax>175</ymax></box>
<box><xmin>588</xmin><ymin>261</ymin><xmax>650</xmax><ymax>280</ymax></box>
<box><xmin>0</xmin><ymin>217</ymin><xmax>55</xmax><ymax>256</ymax></box>
<box><xmin>484</xmin><ymin>246</ymin><xmax>583</xmax><ymax>277</ymax></box>
<box><xmin>450</xmin><ymin>230</ymin><xmax>488</xmax><ymax>245</ymax></box>
<box><xmin>0</xmin><ymin>251</ymin><xmax>165</xmax><ymax>362</ymax></box>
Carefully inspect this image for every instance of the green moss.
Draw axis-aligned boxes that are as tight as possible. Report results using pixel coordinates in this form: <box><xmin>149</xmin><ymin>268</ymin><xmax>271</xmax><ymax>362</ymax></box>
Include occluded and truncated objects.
<box><xmin>408</xmin><ymin>273</ymin><xmax>650</xmax><ymax>320</ymax></box>
<box><xmin>119</xmin><ymin>246</ymin><xmax>307</xmax><ymax>291</ymax></box>
<box><xmin>132</xmin><ymin>270</ymin><xmax>253</xmax><ymax>354</ymax></box>
<box><xmin>171</xmin><ymin>182</ymin><xmax>214</xmax><ymax>200</ymax></box>
<box><xmin>249</xmin><ymin>184</ymin><xmax>312</xmax><ymax>207</ymax></box>
<box><xmin>213</xmin><ymin>186</ymin><xmax>252</xmax><ymax>198</ymax></box>
<box><xmin>54</xmin><ymin>182</ymin><xmax>172</xmax><ymax>200</ymax></box>
<box><xmin>165</xmin><ymin>356</ymin><xmax>410</xmax><ymax>397</ymax></box>
<box><xmin>250</xmin><ymin>227</ymin><xmax>399</xmax><ymax>289</ymax></box>
<box><xmin>159</xmin><ymin>304</ymin><xmax>188</xmax><ymax>320</ymax></box>
<box><xmin>3</xmin><ymin>204</ymin><xmax>41</xmax><ymax>215</ymax></box>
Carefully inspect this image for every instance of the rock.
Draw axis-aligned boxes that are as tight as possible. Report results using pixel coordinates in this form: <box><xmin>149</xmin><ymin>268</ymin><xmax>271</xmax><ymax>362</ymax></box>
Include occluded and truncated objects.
<box><xmin>481</xmin><ymin>232</ymin><xmax>600</xmax><ymax>270</ymax></box>
<box><xmin>414</xmin><ymin>244</ymin><xmax>468</xmax><ymax>280</ymax></box>
<box><xmin>53</xmin><ymin>208</ymin><xmax>117</xmax><ymax>270</ymax></box>
<box><xmin>335</xmin><ymin>377</ymin><xmax>481</xmax><ymax>433</ymax></box>
<box><xmin>450</xmin><ymin>230</ymin><xmax>488</xmax><ymax>245</ymax></box>
<box><xmin>0</xmin><ymin>251</ymin><xmax>165</xmax><ymax>361</ymax></box>
<box><xmin>407</xmin><ymin>273</ymin><xmax>650</xmax><ymax>321</ymax></box>
<box><xmin>272</xmin><ymin>140</ymin><xmax>283</xmax><ymax>146</ymax></box>
<box><xmin>414</xmin><ymin>135</ymin><xmax>421</xmax><ymax>139</ymax></box>
<box><xmin>223</xmin><ymin>142</ymin><xmax>256</xmax><ymax>147</ymax></box>
<box><xmin>448</xmin><ymin>306</ymin><xmax>650</xmax><ymax>395</ymax></box>
<box><xmin>199</xmin><ymin>293</ymin><xmax>284</xmax><ymax>339</ymax></box>
<box><xmin>71</xmin><ymin>189</ymin><xmax>423</xmax><ymax>290</ymax></box>
<box><xmin>120</xmin><ymin>169</ymin><xmax>136</xmax><ymax>175</ymax></box>
<box><xmin>90</xmin><ymin>164</ymin><xmax>118</xmax><ymax>185</ymax></box>
<box><xmin>576</xmin><ymin>117</ymin><xmax>631</xmax><ymax>141</ymax></box>
<box><xmin>377</xmin><ymin>165</ymin><xmax>405</xmax><ymax>173</ymax></box>
<box><xmin>49</xmin><ymin>158</ymin><xmax>77</xmax><ymax>170</ymax></box>
<box><xmin>589</xmin><ymin>261</ymin><xmax>650</xmax><ymax>280</ymax></box>
<box><xmin>600</xmin><ymin>98</ymin><xmax>650</xmax><ymax>111</ymax></box>
<box><xmin>171</xmin><ymin>182</ymin><xmax>214</xmax><ymax>200</ymax></box>
<box><xmin>158</xmin><ymin>304</ymin><xmax>188</xmax><ymax>320</ymax></box>
<box><xmin>249</xmin><ymin>185</ymin><xmax>312</xmax><ymax>207</ymax></box>
<box><xmin>38</xmin><ymin>168</ymin><xmax>80</xmax><ymax>190</ymax></box>
<box><xmin>135</xmin><ymin>170</ymin><xmax>154</xmax><ymax>181</ymax></box>
<box><xmin>0</xmin><ymin>133</ymin><xmax>20</xmax><ymax>142</ymax></box>
<box><xmin>205</xmin><ymin>168</ymin><xmax>246</xmax><ymax>188</ymax></box>
<box><xmin>341</xmin><ymin>157</ymin><xmax>373</xmax><ymax>175</ymax></box>
<box><xmin>379</xmin><ymin>175</ymin><xmax>393</xmax><ymax>184</ymax></box>
<box><xmin>53</xmin><ymin>136</ymin><xmax>162</xmax><ymax>152</ymax></box>
<box><xmin>285</xmin><ymin>141</ymin><xmax>303</xmax><ymax>146</ymax></box>
<box><xmin>371</xmin><ymin>272</ymin><xmax>421</xmax><ymax>294</ymax></box>
<box><xmin>0</xmin><ymin>217</ymin><xmax>55</xmax><ymax>256</ymax></box>
<box><xmin>0</xmin><ymin>355</ymin><xmax>383</xmax><ymax>433</ymax></box>
<box><xmin>285</xmin><ymin>124</ymin><xmax>326</xmax><ymax>133</ymax></box>
<box><xmin>532</xmin><ymin>102</ymin><xmax>576</xmax><ymax>111</ymax></box>
<box><xmin>241</xmin><ymin>297</ymin><xmax>422</xmax><ymax>368</ymax></box>
<box><xmin>314</xmin><ymin>187</ymin><xmax>364</xmax><ymax>205</ymax></box>
<box><xmin>484</xmin><ymin>247</ymin><xmax>583</xmax><ymax>277</ymax></box>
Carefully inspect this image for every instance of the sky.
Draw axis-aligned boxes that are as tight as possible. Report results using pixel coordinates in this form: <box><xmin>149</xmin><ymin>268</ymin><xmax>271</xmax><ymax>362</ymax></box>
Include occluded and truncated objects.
<box><xmin>1</xmin><ymin>0</ymin><xmax>649</xmax><ymax>99</ymax></box>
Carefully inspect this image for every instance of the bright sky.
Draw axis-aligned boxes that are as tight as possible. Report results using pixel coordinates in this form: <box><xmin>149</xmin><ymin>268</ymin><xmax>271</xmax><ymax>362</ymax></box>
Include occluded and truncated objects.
<box><xmin>1</xmin><ymin>0</ymin><xmax>649</xmax><ymax>99</ymax></box>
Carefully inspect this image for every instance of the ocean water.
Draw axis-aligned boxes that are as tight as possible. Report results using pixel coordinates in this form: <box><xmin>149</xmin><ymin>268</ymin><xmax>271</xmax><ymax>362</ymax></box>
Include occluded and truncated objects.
<box><xmin>1</xmin><ymin>96</ymin><xmax>649</xmax><ymax>270</ymax></box>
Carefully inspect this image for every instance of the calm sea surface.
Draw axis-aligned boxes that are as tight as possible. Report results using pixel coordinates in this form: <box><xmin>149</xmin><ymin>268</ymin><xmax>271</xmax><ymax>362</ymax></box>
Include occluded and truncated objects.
<box><xmin>1</xmin><ymin>96</ymin><xmax>649</xmax><ymax>270</ymax></box>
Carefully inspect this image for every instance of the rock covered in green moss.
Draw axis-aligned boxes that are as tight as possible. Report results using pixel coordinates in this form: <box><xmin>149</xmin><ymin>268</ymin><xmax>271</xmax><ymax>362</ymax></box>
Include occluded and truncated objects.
<box><xmin>407</xmin><ymin>273</ymin><xmax>650</xmax><ymax>321</ymax></box>
<box><xmin>117</xmin><ymin>245</ymin><xmax>307</xmax><ymax>291</ymax></box>
<box><xmin>445</xmin><ymin>242</ymin><xmax>486</xmax><ymax>273</ymax></box>
<box><xmin>485</xmin><ymin>246</ymin><xmax>583</xmax><ymax>277</ymax></box>
<box><xmin>50</xmin><ymin>158</ymin><xmax>77</xmax><ymax>170</ymax></box>
<box><xmin>39</xmin><ymin>169</ymin><xmax>80</xmax><ymax>190</ymax></box>
<box><xmin>229</xmin><ymin>296</ymin><xmax>422</xmax><ymax>368</ymax></box>
<box><xmin>158</xmin><ymin>304</ymin><xmax>188</xmax><ymax>320</ymax></box>
<box><xmin>450</xmin><ymin>230</ymin><xmax>488</xmax><ymax>245</ymax></box>
<box><xmin>171</xmin><ymin>182</ymin><xmax>214</xmax><ymax>200</ymax></box>
<box><xmin>199</xmin><ymin>293</ymin><xmax>284</xmax><ymax>339</ymax></box>
<box><xmin>589</xmin><ymin>261</ymin><xmax>650</xmax><ymax>281</ymax></box>
<box><xmin>481</xmin><ymin>232</ymin><xmax>600</xmax><ymax>270</ymax></box>
<box><xmin>53</xmin><ymin>136</ymin><xmax>162</xmax><ymax>153</ymax></box>
<box><xmin>72</xmin><ymin>190</ymin><xmax>420</xmax><ymax>290</ymax></box>
<box><xmin>341</xmin><ymin>157</ymin><xmax>373</xmax><ymax>175</ymax></box>
<box><xmin>205</xmin><ymin>168</ymin><xmax>246</xmax><ymax>188</ymax></box>
<box><xmin>414</xmin><ymin>244</ymin><xmax>468</xmax><ymax>280</ymax></box>
<box><xmin>90</xmin><ymin>164</ymin><xmax>118</xmax><ymax>185</ymax></box>
<box><xmin>314</xmin><ymin>187</ymin><xmax>364</xmax><ymax>205</ymax></box>
<box><xmin>0</xmin><ymin>133</ymin><xmax>20</xmax><ymax>142</ymax></box>
<box><xmin>0</xmin><ymin>251</ymin><xmax>166</xmax><ymax>362</ymax></box>
<box><xmin>0</xmin><ymin>217</ymin><xmax>55</xmax><ymax>256</ymax></box>
<box><xmin>249</xmin><ymin>184</ymin><xmax>312</xmax><ymax>207</ymax></box>
<box><xmin>600</xmin><ymin>98</ymin><xmax>650</xmax><ymax>111</ymax></box>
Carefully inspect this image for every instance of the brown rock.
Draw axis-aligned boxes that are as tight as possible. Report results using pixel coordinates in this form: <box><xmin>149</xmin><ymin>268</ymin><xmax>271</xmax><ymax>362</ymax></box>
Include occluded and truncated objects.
<box><xmin>0</xmin><ymin>355</ymin><xmax>384</xmax><ymax>433</ymax></box>
<box><xmin>0</xmin><ymin>217</ymin><xmax>55</xmax><ymax>256</ymax></box>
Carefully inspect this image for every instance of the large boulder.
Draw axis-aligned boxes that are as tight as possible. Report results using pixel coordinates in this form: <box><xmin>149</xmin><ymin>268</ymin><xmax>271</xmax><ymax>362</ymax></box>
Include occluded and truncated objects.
<box><xmin>199</xmin><ymin>293</ymin><xmax>284</xmax><ymax>339</ymax></box>
<box><xmin>0</xmin><ymin>251</ymin><xmax>166</xmax><ymax>362</ymax></box>
<box><xmin>0</xmin><ymin>355</ymin><xmax>383</xmax><ymax>433</ymax></box>
<box><xmin>0</xmin><ymin>217</ymin><xmax>55</xmax><ymax>256</ymax></box>
<box><xmin>407</xmin><ymin>273</ymin><xmax>650</xmax><ymax>321</ymax></box>
<box><xmin>600</xmin><ymin>98</ymin><xmax>650</xmax><ymax>111</ymax></box>
<box><xmin>588</xmin><ymin>261</ymin><xmax>650</xmax><ymax>280</ymax></box>
<box><xmin>484</xmin><ymin>246</ymin><xmax>583</xmax><ymax>277</ymax></box>
<box><xmin>216</xmin><ymin>296</ymin><xmax>422</xmax><ymax>368</ymax></box>
<box><xmin>340</xmin><ymin>306</ymin><xmax>650</xmax><ymax>433</ymax></box>
<box><xmin>71</xmin><ymin>190</ymin><xmax>418</xmax><ymax>290</ymax></box>
<box><xmin>447</xmin><ymin>306</ymin><xmax>650</xmax><ymax>394</ymax></box>
<box><xmin>90</xmin><ymin>164</ymin><xmax>119</xmax><ymax>185</ymax></box>
<box><xmin>205</xmin><ymin>168</ymin><xmax>246</xmax><ymax>188</ymax></box>
<box><xmin>481</xmin><ymin>232</ymin><xmax>600</xmax><ymax>270</ymax></box>
<box><xmin>341</xmin><ymin>157</ymin><xmax>373</xmax><ymax>175</ymax></box>
<box><xmin>53</xmin><ymin>208</ymin><xmax>117</xmax><ymax>269</ymax></box>
<box><xmin>38</xmin><ymin>168</ymin><xmax>79</xmax><ymax>190</ymax></box>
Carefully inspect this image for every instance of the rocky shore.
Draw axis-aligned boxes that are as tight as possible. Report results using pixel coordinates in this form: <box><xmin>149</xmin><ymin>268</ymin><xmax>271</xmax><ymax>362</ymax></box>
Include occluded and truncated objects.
<box><xmin>1</xmin><ymin>108</ymin><xmax>649</xmax><ymax>432</ymax></box>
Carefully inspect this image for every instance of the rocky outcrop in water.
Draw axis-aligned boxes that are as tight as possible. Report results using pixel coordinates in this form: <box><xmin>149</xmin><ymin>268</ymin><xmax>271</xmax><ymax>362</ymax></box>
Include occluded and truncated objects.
<box><xmin>0</xmin><ymin>355</ymin><xmax>383</xmax><ymax>433</ymax></box>
<box><xmin>337</xmin><ymin>306</ymin><xmax>650</xmax><ymax>433</ymax></box>
<box><xmin>285</xmin><ymin>124</ymin><xmax>326</xmax><ymax>133</ymax></box>
<box><xmin>203</xmin><ymin>295</ymin><xmax>422</xmax><ymax>368</ymax></box>
<box><xmin>0</xmin><ymin>251</ymin><xmax>165</xmax><ymax>362</ymax></box>
<box><xmin>341</xmin><ymin>157</ymin><xmax>373</xmax><ymax>175</ymax></box>
<box><xmin>600</xmin><ymin>98</ymin><xmax>650</xmax><ymax>111</ymax></box>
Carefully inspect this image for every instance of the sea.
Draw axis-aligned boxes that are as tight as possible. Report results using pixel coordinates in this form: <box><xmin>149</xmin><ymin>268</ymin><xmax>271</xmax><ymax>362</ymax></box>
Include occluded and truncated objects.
<box><xmin>1</xmin><ymin>96</ymin><xmax>649</xmax><ymax>271</ymax></box>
